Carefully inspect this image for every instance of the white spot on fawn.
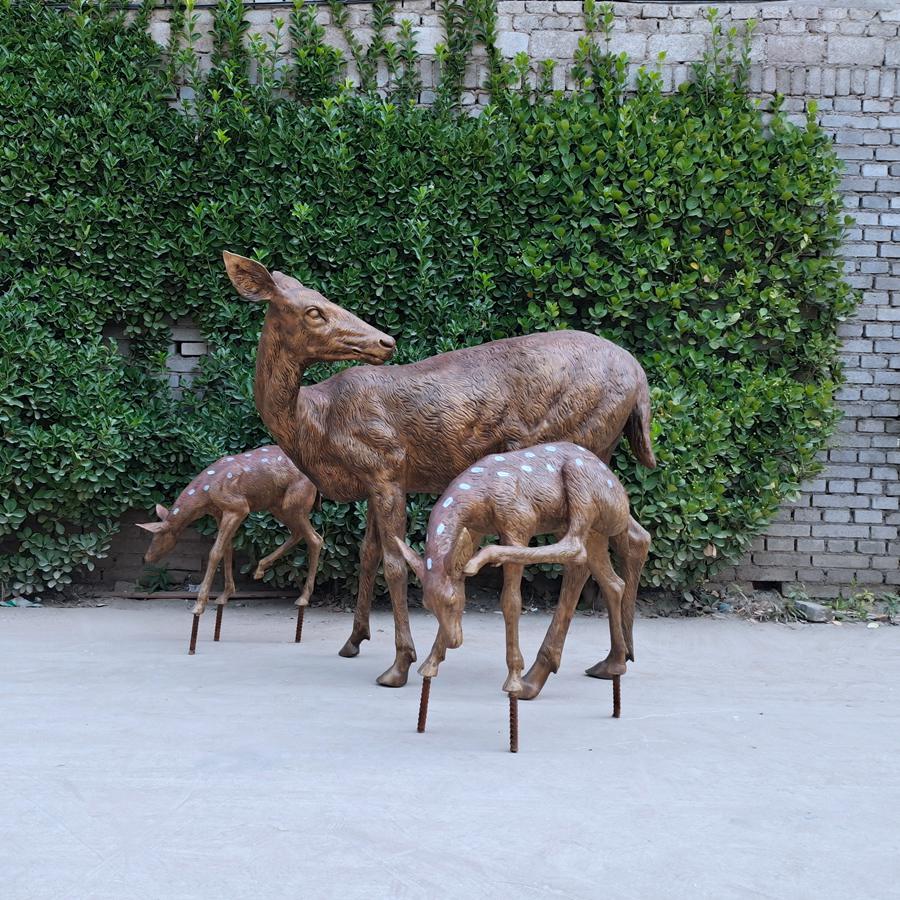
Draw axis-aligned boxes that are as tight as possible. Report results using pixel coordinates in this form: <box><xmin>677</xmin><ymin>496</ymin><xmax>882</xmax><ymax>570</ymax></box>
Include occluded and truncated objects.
<box><xmin>226</xmin><ymin>472</ymin><xmax>234</xmax><ymax>479</ymax></box>
<box><xmin>277</xmin><ymin>455</ymin><xmax>284</xmax><ymax>461</ymax></box>
<box><xmin>497</xmin><ymin>471</ymin><xmax>511</xmax><ymax>478</ymax></box>
<box><xmin>226</xmin><ymin>457</ymin><xmax>234</xmax><ymax>461</ymax></box>
<box><xmin>426</xmin><ymin>558</ymin><xmax>433</xmax><ymax>571</ymax></box>
<box><xmin>493</xmin><ymin>455</ymin><xmax>506</xmax><ymax>461</ymax></box>
<box><xmin>243</xmin><ymin>453</ymin><xmax>252</xmax><ymax>457</ymax></box>
<box><xmin>470</xmin><ymin>466</ymin><xmax>484</xmax><ymax>473</ymax></box>
<box><xmin>575</xmin><ymin>458</ymin><xmax>584</xmax><ymax>467</ymax></box>
<box><xmin>459</xmin><ymin>483</ymin><xmax>472</xmax><ymax>490</ymax></box>
<box><xmin>207</xmin><ymin>470</ymin><xmax>215</xmax><ymax>475</ymax></box>
<box><xmin>545</xmin><ymin>446</ymin><xmax>557</xmax><ymax>453</ymax></box>
<box><xmin>436</xmin><ymin>523</ymin><xmax>446</xmax><ymax>535</ymax></box>
<box><xmin>188</xmin><ymin>489</ymin><xmax>195</xmax><ymax>496</ymax></box>
<box><xmin>203</xmin><ymin>485</ymin><xmax>210</xmax><ymax>491</ymax></box>
<box><xmin>546</xmin><ymin>464</ymin><xmax>555</xmax><ymax>473</ymax></box>
<box><xmin>172</xmin><ymin>507</ymin><xmax>179</xmax><ymax>516</ymax></box>
<box><xmin>261</xmin><ymin>458</ymin><xmax>269</xmax><ymax>463</ymax></box>
<box><xmin>521</xmin><ymin>465</ymin><xmax>533</xmax><ymax>473</ymax></box>
<box><xmin>607</xmin><ymin>479</ymin><xmax>613</xmax><ymax>488</ymax></box>
<box><xmin>261</xmin><ymin>448</ymin><xmax>269</xmax><ymax>452</ymax></box>
<box><xmin>525</xmin><ymin>452</ymin><xmax>536</xmax><ymax>458</ymax></box>
<box><xmin>443</xmin><ymin>497</ymin><xmax>454</xmax><ymax>508</ymax></box>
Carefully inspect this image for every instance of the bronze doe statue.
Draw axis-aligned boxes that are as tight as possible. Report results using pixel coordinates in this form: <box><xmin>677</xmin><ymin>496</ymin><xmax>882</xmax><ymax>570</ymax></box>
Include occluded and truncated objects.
<box><xmin>138</xmin><ymin>445</ymin><xmax>322</xmax><ymax>653</ymax></box>
<box><xmin>398</xmin><ymin>442</ymin><xmax>640</xmax><ymax>750</ymax></box>
<box><xmin>224</xmin><ymin>251</ymin><xmax>654</xmax><ymax>689</ymax></box>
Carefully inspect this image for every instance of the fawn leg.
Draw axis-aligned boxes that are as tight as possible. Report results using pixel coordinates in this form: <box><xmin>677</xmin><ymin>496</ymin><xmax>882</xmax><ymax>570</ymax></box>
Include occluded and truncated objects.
<box><xmin>519</xmin><ymin>560</ymin><xmax>590</xmax><ymax>700</ymax></box>
<box><xmin>585</xmin><ymin>535</ymin><xmax>628</xmax><ymax>680</ymax></box>
<box><xmin>213</xmin><ymin>542</ymin><xmax>236</xmax><ymax>642</ymax></box>
<box><xmin>500</xmin><ymin>561</ymin><xmax>526</xmax><ymax>695</ymax></box>
<box><xmin>371</xmin><ymin>485</ymin><xmax>416</xmax><ymax>687</ymax></box>
<box><xmin>192</xmin><ymin>513</ymin><xmax>243</xmax><ymax>616</ymax></box>
<box><xmin>253</xmin><ymin>527</ymin><xmax>303</xmax><ymax>580</ymax></box>
<box><xmin>340</xmin><ymin>503</ymin><xmax>380</xmax><ymax>658</ymax></box>
<box><xmin>606</xmin><ymin>517</ymin><xmax>650</xmax><ymax>663</ymax></box>
<box><xmin>294</xmin><ymin>519</ymin><xmax>323</xmax><ymax>608</ymax></box>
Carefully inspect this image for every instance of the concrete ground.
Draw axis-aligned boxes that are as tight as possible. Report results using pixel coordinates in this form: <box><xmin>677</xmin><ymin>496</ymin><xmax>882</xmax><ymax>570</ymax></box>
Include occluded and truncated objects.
<box><xmin>1</xmin><ymin>602</ymin><xmax>898</xmax><ymax>900</ymax></box>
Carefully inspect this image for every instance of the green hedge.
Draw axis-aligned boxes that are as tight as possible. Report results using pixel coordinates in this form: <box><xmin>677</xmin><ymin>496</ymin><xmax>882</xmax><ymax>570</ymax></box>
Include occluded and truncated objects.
<box><xmin>0</xmin><ymin>1</ymin><xmax>856</xmax><ymax>596</ymax></box>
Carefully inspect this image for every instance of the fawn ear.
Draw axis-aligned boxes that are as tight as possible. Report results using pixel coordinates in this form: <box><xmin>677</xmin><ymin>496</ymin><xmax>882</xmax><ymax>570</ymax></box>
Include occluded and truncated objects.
<box><xmin>223</xmin><ymin>251</ymin><xmax>278</xmax><ymax>302</ymax></box>
<box><xmin>137</xmin><ymin>521</ymin><xmax>166</xmax><ymax>534</ymax></box>
<box><xmin>155</xmin><ymin>503</ymin><xmax>169</xmax><ymax>521</ymax></box>
<box><xmin>450</xmin><ymin>527</ymin><xmax>475</xmax><ymax>575</ymax></box>
<box><xmin>394</xmin><ymin>537</ymin><xmax>425</xmax><ymax>583</ymax></box>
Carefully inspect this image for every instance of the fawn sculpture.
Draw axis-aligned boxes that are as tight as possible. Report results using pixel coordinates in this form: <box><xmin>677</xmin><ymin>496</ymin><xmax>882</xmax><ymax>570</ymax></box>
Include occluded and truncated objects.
<box><xmin>224</xmin><ymin>251</ymin><xmax>654</xmax><ymax>688</ymax></box>
<box><xmin>397</xmin><ymin>441</ymin><xmax>640</xmax><ymax>751</ymax></box>
<box><xmin>138</xmin><ymin>445</ymin><xmax>322</xmax><ymax>653</ymax></box>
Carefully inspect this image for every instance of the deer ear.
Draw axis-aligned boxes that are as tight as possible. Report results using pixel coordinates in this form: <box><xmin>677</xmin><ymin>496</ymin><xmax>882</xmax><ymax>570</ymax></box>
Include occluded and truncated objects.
<box><xmin>394</xmin><ymin>537</ymin><xmax>425</xmax><ymax>583</ymax></box>
<box><xmin>223</xmin><ymin>251</ymin><xmax>278</xmax><ymax>302</ymax></box>
<box><xmin>137</xmin><ymin>521</ymin><xmax>167</xmax><ymax>534</ymax></box>
<box><xmin>450</xmin><ymin>527</ymin><xmax>475</xmax><ymax>575</ymax></box>
<box><xmin>155</xmin><ymin>503</ymin><xmax>169</xmax><ymax>521</ymax></box>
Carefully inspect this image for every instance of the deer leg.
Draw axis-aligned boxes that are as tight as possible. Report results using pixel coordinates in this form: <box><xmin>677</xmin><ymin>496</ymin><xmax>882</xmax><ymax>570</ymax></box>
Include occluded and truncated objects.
<box><xmin>417</xmin><ymin>633</ymin><xmax>447</xmax><ymax>679</ymax></box>
<box><xmin>294</xmin><ymin>519</ymin><xmax>322</xmax><ymax>608</ymax></box>
<box><xmin>465</xmin><ymin>531</ymin><xmax>588</xmax><ymax>576</ymax></box>
<box><xmin>585</xmin><ymin>535</ymin><xmax>628</xmax><ymax>680</ymax></box>
<box><xmin>213</xmin><ymin>542</ymin><xmax>236</xmax><ymax>643</ymax></box>
<box><xmin>498</xmin><ymin>561</ymin><xmax>526</xmax><ymax>695</ymax></box>
<box><xmin>606</xmin><ymin>517</ymin><xmax>650</xmax><ymax>663</ymax></box>
<box><xmin>192</xmin><ymin>513</ymin><xmax>243</xmax><ymax>617</ymax></box>
<box><xmin>519</xmin><ymin>560</ymin><xmax>590</xmax><ymax>700</ymax></box>
<box><xmin>371</xmin><ymin>486</ymin><xmax>416</xmax><ymax>688</ymax></box>
<box><xmin>253</xmin><ymin>513</ymin><xmax>303</xmax><ymax>581</ymax></box>
<box><xmin>340</xmin><ymin>504</ymin><xmax>380</xmax><ymax>658</ymax></box>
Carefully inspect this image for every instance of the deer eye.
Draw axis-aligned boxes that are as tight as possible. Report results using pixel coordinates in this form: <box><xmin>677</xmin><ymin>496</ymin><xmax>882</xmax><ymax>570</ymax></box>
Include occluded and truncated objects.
<box><xmin>305</xmin><ymin>307</ymin><xmax>325</xmax><ymax>321</ymax></box>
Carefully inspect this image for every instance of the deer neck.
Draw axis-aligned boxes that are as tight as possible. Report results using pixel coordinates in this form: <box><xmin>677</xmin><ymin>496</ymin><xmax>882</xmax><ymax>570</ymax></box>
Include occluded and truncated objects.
<box><xmin>254</xmin><ymin>312</ymin><xmax>324</xmax><ymax>454</ymax></box>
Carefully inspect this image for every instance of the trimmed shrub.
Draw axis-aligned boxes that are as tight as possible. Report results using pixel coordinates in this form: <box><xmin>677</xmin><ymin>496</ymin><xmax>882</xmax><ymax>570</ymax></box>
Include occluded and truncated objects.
<box><xmin>0</xmin><ymin>1</ymin><xmax>855</xmax><ymax>595</ymax></box>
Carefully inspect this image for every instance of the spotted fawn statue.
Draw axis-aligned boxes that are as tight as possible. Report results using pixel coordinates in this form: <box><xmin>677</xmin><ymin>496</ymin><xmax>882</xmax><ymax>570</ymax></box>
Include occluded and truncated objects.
<box><xmin>398</xmin><ymin>442</ymin><xmax>641</xmax><ymax>750</ymax></box>
<box><xmin>138</xmin><ymin>445</ymin><xmax>322</xmax><ymax>653</ymax></box>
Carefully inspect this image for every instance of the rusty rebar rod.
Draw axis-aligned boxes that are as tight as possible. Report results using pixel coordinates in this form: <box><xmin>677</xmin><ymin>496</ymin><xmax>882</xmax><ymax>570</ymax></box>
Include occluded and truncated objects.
<box><xmin>612</xmin><ymin>674</ymin><xmax>621</xmax><ymax>719</ymax></box>
<box><xmin>295</xmin><ymin>605</ymin><xmax>305</xmax><ymax>643</ymax></box>
<box><xmin>509</xmin><ymin>694</ymin><xmax>519</xmax><ymax>753</ymax></box>
<box><xmin>188</xmin><ymin>614</ymin><xmax>200</xmax><ymax>655</ymax></box>
<box><xmin>417</xmin><ymin>677</ymin><xmax>431</xmax><ymax>733</ymax></box>
<box><xmin>214</xmin><ymin>604</ymin><xmax>224</xmax><ymax>642</ymax></box>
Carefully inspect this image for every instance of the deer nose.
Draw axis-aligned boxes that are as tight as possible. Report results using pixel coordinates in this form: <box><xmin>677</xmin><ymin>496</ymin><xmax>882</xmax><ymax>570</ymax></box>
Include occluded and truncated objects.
<box><xmin>379</xmin><ymin>336</ymin><xmax>396</xmax><ymax>351</ymax></box>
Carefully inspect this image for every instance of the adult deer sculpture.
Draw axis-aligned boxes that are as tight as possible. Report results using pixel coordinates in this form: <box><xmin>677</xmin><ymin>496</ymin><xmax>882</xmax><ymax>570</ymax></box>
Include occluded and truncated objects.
<box><xmin>224</xmin><ymin>251</ymin><xmax>655</xmax><ymax>690</ymax></box>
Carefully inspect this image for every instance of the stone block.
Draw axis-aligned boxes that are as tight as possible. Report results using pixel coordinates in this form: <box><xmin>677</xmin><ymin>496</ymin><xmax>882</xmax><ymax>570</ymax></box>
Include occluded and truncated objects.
<box><xmin>647</xmin><ymin>34</ymin><xmax>706</xmax><ymax>62</ymax></box>
<box><xmin>530</xmin><ymin>29</ymin><xmax>580</xmax><ymax>59</ymax></box>
<box><xmin>828</xmin><ymin>36</ymin><xmax>885</xmax><ymax>65</ymax></box>
<box><xmin>766</xmin><ymin>35</ymin><xmax>825</xmax><ymax>64</ymax></box>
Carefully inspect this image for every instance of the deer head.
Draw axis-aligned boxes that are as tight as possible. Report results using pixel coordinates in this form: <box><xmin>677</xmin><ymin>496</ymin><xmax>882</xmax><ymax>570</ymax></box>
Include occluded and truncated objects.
<box><xmin>223</xmin><ymin>251</ymin><xmax>396</xmax><ymax>365</ymax></box>
<box><xmin>396</xmin><ymin>531</ymin><xmax>476</xmax><ymax>649</ymax></box>
<box><xmin>137</xmin><ymin>504</ymin><xmax>178</xmax><ymax>563</ymax></box>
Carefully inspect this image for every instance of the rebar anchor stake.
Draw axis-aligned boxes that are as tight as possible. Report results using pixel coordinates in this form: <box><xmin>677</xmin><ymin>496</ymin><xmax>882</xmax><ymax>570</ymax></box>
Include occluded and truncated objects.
<box><xmin>213</xmin><ymin>604</ymin><xmax>224</xmax><ymax>642</ymax></box>
<box><xmin>612</xmin><ymin>674</ymin><xmax>621</xmax><ymax>719</ymax></box>
<box><xmin>295</xmin><ymin>605</ymin><xmax>305</xmax><ymax>643</ymax></box>
<box><xmin>417</xmin><ymin>676</ymin><xmax>432</xmax><ymax>733</ymax></box>
<box><xmin>188</xmin><ymin>613</ymin><xmax>200</xmax><ymax>655</ymax></box>
<box><xmin>509</xmin><ymin>693</ymin><xmax>519</xmax><ymax>753</ymax></box>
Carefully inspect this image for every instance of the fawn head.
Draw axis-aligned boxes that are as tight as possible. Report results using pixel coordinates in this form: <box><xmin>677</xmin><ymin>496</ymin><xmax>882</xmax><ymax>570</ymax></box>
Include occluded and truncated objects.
<box><xmin>223</xmin><ymin>251</ymin><xmax>396</xmax><ymax>365</ymax></box>
<box><xmin>396</xmin><ymin>531</ymin><xmax>476</xmax><ymax>650</ymax></box>
<box><xmin>137</xmin><ymin>504</ymin><xmax>178</xmax><ymax>563</ymax></box>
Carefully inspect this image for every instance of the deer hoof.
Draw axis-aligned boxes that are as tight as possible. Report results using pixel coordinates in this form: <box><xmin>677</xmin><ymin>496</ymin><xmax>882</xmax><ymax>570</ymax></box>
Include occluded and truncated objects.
<box><xmin>191</xmin><ymin>600</ymin><xmax>206</xmax><ymax>616</ymax></box>
<box><xmin>515</xmin><ymin>678</ymin><xmax>543</xmax><ymax>701</ymax></box>
<box><xmin>253</xmin><ymin>566</ymin><xmax>265</xmax><ymax>580</ymax></box>
<box><xmin>338</xmin><ymin>638</ymin><xmax>361</xmax><ymax>658</ymax></box>
<box><xmin>585</xmin><ymin>659</ymin><xmax>627</xmax><ymax>680</ymax></box>
<box><xmin>376</xmin><ymin>658</ymin><xmax>413</xmax><ymax>688</ymax></box>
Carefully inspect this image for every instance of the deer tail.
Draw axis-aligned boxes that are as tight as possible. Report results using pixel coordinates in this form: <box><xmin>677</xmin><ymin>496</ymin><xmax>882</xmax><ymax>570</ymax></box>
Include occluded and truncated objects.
<box><xmin>624</xmin><ymin>370</ymin><xmax>656</xmax><ymax>470</ymax></box>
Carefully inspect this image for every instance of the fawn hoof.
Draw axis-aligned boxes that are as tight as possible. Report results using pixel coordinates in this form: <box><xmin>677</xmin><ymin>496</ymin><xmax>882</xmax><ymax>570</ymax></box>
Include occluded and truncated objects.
<box><xmin>518</xmin><ymin>658</ymin><xmax>555</xmax><ymax>701</ymax></box>
<box><xmin>190</xmin><ymin>600</ymin><xmax>206</xmax><ymax>616</ymax></box>
<box><xmin>503</xmin><ymin>676</ymin><xmax>524</xmax><ymax>696</ymax></box>
<box><xmin>338</xmin><ymin>638</ymin><xmax>361</xmax><ymax>658</ymax></box>
<box><xmin>253</xmin><ymin>567</ymin><xmax>265</xmax><ymax>580</ymax></box>
<box><xmin>418</xmin><ymin>659</ymin><xmax>441</xmax><ymax>678</ymax></box>
<box><xmin>515</xmin><ymin>678</ymin><xmax>544</xmax><ymax>701</ymax></box>
<box><xmin>585</xmin><ymin>659</ymin><xmax>627</xmax><ymax>680</ymax></box>
<box><xmin>295</xmin><ymin>595</ymin><xmax>310</xmax><ymax>608</ymax></box>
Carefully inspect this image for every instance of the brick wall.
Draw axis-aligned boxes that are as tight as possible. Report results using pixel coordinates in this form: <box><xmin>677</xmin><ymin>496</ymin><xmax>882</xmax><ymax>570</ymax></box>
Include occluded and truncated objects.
<box><xmin>106</xmin><ymin>2</ymin><xmax>899</xmax><ymax>596</ymax></box>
